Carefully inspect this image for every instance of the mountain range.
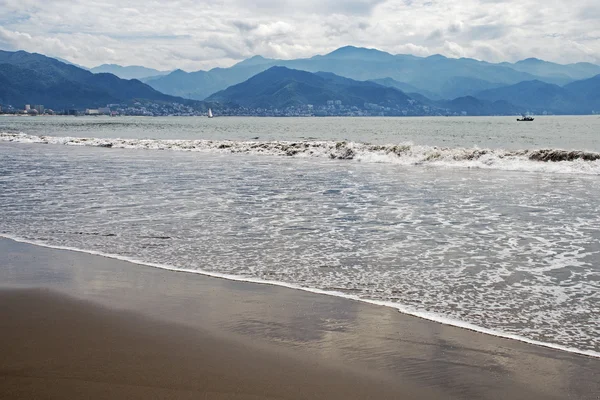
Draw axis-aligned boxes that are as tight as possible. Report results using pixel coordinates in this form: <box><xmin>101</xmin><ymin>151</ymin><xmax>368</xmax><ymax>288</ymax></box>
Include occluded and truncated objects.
<box><xmin>142</xmin><ymin>46</ymin><xmax>600</xmax><ymax>101</ymax></box>
<box><xmin>1</xmin><ymin>48</ymin><xmax>599</xmax><ymax>116</ymax></box>
<box><xmin>0</xmin><ymin>50</ymin><xmax>205</xmax><ymax>110</ymax></box>
<box><xmin>474</xmin><ymin>77</ymin><xmax>600</xmax><ymax>114</ymax></box>
<box><xmin>205</xmin><ymin>65</ymin><xmax>600</xmax><ymax>116</ymax></box>
<box><xmin>90</xmin><ymin>64</ymin><xmax>172</xmax><ymax>80</ymax></box>
<box><xmin>207</xmin><ymin>67</ymin><xmax>416</xmax><ymax>112</ymax></box>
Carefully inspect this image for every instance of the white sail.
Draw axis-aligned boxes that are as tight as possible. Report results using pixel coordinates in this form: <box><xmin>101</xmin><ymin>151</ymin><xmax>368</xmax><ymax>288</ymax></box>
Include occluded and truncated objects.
<box><xmin>208</xmin><ymin>108</ymin><xmax>213</xmax><ymax>118</ymax></box>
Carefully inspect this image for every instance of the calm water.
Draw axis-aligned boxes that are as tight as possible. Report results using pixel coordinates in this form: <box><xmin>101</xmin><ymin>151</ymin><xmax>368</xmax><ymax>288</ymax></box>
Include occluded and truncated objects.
<box><xmin>1</xmin><ymin>116</ymin><xmax>599</xmax><ymax>355</ymax></box>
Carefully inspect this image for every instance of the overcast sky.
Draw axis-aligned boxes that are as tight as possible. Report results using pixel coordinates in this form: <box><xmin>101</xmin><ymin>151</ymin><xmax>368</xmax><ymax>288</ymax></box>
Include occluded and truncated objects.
<box><xmin>1</xmin><ymin>0</ymin><xmax>599</xmax><ymax>71</ymax></box>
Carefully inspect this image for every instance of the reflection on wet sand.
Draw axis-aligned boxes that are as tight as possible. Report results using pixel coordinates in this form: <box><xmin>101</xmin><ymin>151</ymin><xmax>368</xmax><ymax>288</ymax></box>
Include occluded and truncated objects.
<box><xmin>0</xmin><ymin>238</ymin><xmax>598</xmax><ymax>400</ymax></box>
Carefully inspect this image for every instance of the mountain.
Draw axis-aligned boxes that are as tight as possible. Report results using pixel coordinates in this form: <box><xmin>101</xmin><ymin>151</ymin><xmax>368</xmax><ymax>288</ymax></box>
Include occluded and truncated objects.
<box><xmin>563</xmin><ymin>74</ymin><xmax>600</xmax><ymax>112</ymax></box>
<box><xmin>383</xmin><ymin>73</ymin><xmax>600</xmax><ymax>115</ymax></box>
<box><xmin>206</xmin><ymin>66</ymin><xmax>421</xmax><ymax>113</ymax></box>
<box><xmin>142</xmin><ymin>68</ymin><xmax>231</xmax><ymax>101</ymax></box>
<box><xmin>52</xmin><ymin>57</ymin><xmax>89</xmax><ymax>70</ymax></box>
<box><xmin>372</xmin><ymin>74</ymin><xmax>509</xmax><ymax>101</ymax></box>
<box><xmin>368</xmin><ymin>78</ymin><xmax>440</xmax><ymax>100</ymax></box>
<box><xmin>438</xmin><ymin>76</ymin><xmax>505</xmax><ymax>99</ymax></box>
<box><xmin>436</xmin><ymin>96</ymin><xmax>521</xmax><ymax>116</ymax></box>
<box><xmin>312</xmin><ymin>45</ymin><xmax>399</xmax><ymax>62</ymax></box>
<box><xmin>475</xmin><ymin>80</ymin><xmax>580</xmax><ymax>114</ymax></box>
<box><xmin>147</xmin><ymin>46</ymin><xmax>581</xmax><ymax>101</ymax></box>
<box><xmin>0</xmin><ymin>50</ymin><xmax>202</xmax><ymax>109</ymax></box>
<box><xmin>90</xmin><ymin>64</ymin><xmax>171</xmax><ymax>80</ymax></box>
<box><xmin>500</xmin><ymin>58</ymin><xmax>600</xmax><ymax>83</ymax></box>
<box><xmin>145</xmin><ymin>60</ymin><xmax>276</xmax><ymax>101</ymax></box>
<box><xmin>205</xmin><ymin>66</ymin><xmax>532</xmax><ymax>116</ymax></box>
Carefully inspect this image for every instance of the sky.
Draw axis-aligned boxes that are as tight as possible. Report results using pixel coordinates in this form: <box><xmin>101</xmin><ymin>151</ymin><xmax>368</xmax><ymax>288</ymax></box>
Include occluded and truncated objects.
<box><xmin>0</xmin><ymin>0</ymin><xmax>599</xmax><ymax>71</ymax></box>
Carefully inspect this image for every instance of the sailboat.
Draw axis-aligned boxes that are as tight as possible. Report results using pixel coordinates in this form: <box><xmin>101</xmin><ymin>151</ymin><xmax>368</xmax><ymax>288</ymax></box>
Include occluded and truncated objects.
<box><xmin>207</xmin><ymin>108</ymin><xmax>213</xmax><ymax>118</ymax></box>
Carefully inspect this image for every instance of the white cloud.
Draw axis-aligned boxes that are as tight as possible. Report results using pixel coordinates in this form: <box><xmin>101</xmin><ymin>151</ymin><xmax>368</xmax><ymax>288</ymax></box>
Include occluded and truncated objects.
<box><xmin>443</xmin><ymin>41</ymin><xmax>467</xmax><ymax>58</ymax></box>
<box><xmin>0</xmin><ymin>0</ymin><xmax>598</xmax><ymax>70</ymax></box>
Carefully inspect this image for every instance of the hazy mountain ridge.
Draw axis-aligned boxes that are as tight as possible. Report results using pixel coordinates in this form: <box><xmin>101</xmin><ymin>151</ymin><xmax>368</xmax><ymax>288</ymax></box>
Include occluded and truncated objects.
<box><xmin>205</xmin><ymin>66</ymin><xmax>518</xmax><ymax>116</ymax></box>
<box><xmin>3</xmin><ymin>48</ymin><xmax>599</xmax><ymax>115</ymax></box>
<box><xmin>368</xmin><ymin>78</ymin><xmax>440</xmax><ymax>100</ymax></box>
<box><xmin>564</xmin><ymin>75</ymin><xmax>600</xmax><ymax>112</ymax></box>
<box><xmin>90</xmin><ymin>64</ymin><xmax>172</xmax><ymax>80</ymax></box>
<box><xmin>145</xmin><ymin>46</ymin><xmax>600</xmax><ymax>102</ymax></box>
<box><xmin>0</xmin><ymin>50</ymin><xmax>206</xmax><ymax>110</ymax></box>
<box><xmin>206</xmin><ymin>66</ymin><xmax>600</xmax><ymax>116</ymax></box>
<box><xmin>499</xmin><ymin>58</ymin><xmax>600</xmax><ymax>82</ymax></box>
<box><xmin>474</xmin><ymin>79</ymin><xmax>596</xmax><ymax>114</ymax></box>
<box><xmin>206</xmin><ymin>66</ymin><xmax>419</xmax><ymax>113</ymax></box>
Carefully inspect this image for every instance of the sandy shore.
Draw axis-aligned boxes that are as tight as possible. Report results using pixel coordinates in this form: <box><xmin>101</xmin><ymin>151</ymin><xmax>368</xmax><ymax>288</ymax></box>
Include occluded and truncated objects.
<box><xmin>0</xmin><ymin>238</ymin><xmax>598</xmax><ymax>399</ymax></box>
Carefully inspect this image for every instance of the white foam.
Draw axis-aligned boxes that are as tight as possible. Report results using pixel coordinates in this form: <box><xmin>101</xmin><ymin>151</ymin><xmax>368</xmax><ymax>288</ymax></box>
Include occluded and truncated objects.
<box><xmin>2</xmin><ymin>132</ymin><xmax>600</xmax><ymax>175</ymax></box>
<box><xmin>2</xmin><ymin>233</ymin><xmax>598</xmax><ymax>359</ymax></box>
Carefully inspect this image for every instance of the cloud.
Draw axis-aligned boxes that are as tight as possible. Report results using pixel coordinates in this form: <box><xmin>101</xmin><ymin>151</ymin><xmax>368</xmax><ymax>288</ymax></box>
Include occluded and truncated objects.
<box><xmin>443</xmin><ymin>41</ymin><xmax>467</xmax><ymax>58</ymax></box>
<box><xmin>0</xmin><ymin>0</ymin><xmax>598</xmax><ymax>70</ymax></box>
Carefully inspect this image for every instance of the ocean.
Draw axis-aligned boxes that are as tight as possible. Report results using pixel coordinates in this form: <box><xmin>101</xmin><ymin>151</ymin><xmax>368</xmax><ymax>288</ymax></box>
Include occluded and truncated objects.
<box><xmin>1</xmin><ymin>115</ymin><xmax>599</xmax><ymax>357</ymax></box>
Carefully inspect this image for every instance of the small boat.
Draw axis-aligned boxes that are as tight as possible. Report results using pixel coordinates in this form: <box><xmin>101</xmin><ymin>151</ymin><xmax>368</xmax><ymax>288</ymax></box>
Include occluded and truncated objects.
<box><xmin>517</xmin><ymin>114</ymin><xmax>534</xmax><ymax>121</ymax></box>
<box><xmin>207</xmin><ymin>108</ymin><xmax>213</xmax><ymax>118</ymax></box>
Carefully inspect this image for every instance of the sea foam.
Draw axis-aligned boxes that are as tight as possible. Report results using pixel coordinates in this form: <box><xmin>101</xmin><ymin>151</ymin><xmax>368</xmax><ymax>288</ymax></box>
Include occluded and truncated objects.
<box><xmin>2</xmin><ymin>132</ymin><xmax>600</xmax><ymax>175</ymax></box>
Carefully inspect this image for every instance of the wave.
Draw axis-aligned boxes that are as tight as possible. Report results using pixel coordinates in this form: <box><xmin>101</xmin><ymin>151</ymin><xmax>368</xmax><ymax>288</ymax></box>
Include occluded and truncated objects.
<box><xmin>1</xmin><ymin>233</ymin><xmax>599</xmax><ymax>359</ymax></box>
<box><xmin>2</xmin><ymin>132</ymin><xmax>600</xmax><ymax>175</ymax></box>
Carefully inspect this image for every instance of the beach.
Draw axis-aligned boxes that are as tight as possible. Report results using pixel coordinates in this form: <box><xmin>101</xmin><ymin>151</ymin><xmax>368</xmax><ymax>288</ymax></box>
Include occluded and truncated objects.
<box><xmin>1</xmin><ymin>237</ymin><xmax>598</xmax><ymax>399</ymax></box>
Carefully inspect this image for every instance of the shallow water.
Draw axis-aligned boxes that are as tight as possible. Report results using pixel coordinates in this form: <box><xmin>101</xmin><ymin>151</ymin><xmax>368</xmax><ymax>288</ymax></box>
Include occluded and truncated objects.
<box><xmin>1</xmin><ymin>116</ymin><xmax>599</xmax><ymax>355</ymax></box>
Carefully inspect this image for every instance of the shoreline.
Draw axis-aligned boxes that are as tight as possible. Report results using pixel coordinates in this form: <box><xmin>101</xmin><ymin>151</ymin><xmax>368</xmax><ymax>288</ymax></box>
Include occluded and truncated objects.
<box><xmin>0</xmin><ymin>288</ymin><xmax>432</xmax><ymax>400</ymax></box>
<box><xmin>2</xmin><ymin>233</ymin><xmax>598</xmax><ymax>359</ymax></box>
<box><xmin>1</xmin><ymin>237</ymin><xmax>599</xmax><ymax>399</ymax></box>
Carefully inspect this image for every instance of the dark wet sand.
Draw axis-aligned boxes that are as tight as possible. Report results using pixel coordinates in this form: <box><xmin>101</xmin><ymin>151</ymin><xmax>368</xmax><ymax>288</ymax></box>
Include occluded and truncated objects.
<box><xmin>0</xmin><ymin>238</ymin><xmax>599</xmax><ymax>399</ymax></box>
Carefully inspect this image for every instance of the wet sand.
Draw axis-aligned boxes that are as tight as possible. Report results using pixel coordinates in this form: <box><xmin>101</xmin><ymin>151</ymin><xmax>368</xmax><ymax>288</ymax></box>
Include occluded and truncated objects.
<box><xmin>0</xmin><ymin>238</ymin><xmax>598</xmax><ymax>399</ymax></box>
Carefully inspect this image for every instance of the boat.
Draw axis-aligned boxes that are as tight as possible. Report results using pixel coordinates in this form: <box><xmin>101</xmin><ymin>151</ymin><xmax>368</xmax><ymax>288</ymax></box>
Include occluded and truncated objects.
<box><xmin>207</xmin><ymin>108</ymin><xmax>213</xmax><ymax>118</ymax></box>
<box><xmin>517</xmin><ymin>114</ymin><xmax>534</xmax><ymax>121</ymax></box>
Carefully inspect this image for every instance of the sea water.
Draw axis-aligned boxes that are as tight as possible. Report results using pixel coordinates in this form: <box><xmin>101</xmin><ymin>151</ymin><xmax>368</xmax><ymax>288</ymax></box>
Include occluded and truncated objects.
<box><xmin>1</xmin><ymin>115</ymin><xmax>599</xmax><ymax>356</ymax></box>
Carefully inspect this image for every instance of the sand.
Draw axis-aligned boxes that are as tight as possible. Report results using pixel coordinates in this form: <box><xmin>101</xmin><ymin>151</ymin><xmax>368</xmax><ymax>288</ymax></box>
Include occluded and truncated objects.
<box><xmin>0</xmin><ymin>237</ymin><xmax>598</xmax><ymax>399</ymax></box>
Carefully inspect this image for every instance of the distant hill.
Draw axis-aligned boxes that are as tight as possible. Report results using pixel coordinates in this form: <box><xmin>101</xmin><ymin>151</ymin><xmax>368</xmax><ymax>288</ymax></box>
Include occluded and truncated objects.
<box><xmin>203</xmin><ymin>65</ymin><xmax>600</xmax><ymax>116</ymax></box>
<box><xmin>90</xmin><ymin>64</ymin><xmax>171</xmax><ymax>80</ymax></box>
<box><xmin>475</xmin><ymin>80</ymin><xmax>581</xmax><ymax>114</ymax></box>
<box><xmin>0</xmin><ymin>50</ymin><xmax>201</xmax><ymax>109</ymax></box>
<box><xmin>370</xmin><ymin>75</ymin><xmax>505</xmax><ymax>101</ymax></box>
<box><xmin>146</xmin><ymin>46</ymin><xmax>599</xmax><ymax>101</ymax></box>
<box><xmin>437</xmin><ymin>96</ymin><xmax>521</xmax><ymax>116</ymax></box>
<box><xmin>142</xmin><ymin>68</ymin><xmax>233</xmax><ymax>101</ymax></box>
<box><xmin>499</xmin><ymin>58</ymin><xmax>600</xmax><ymax>83</ymax></box>
<box><xmin>206</xmin><ymin>66</ymin><xmax>421</xmax><ymax>113</ymax></box>
<box><xmin>438</xmin><ymin>77</ymin><xmax>505</xmax><ymax>100</ymax></box>
<box><xmin>368</xmin><ymin>78</ymin><xmax>440</xmax><ymax>100</ymax></box>
<box><xmin>0</xmin><ymin>63</ymin><xmax>115</xmax><ymax>108</ymax></box>
<box><xmin>312</xmin><ymin>45</ymin><xmax>399</xmax><ymax>62</ymax></box>
<box><xmin>563</xmin><ymin>74</ymin><xmax>600</xmax><ymax>113</ymax></box>
<box><xmin>52</xmin><ymin>57</ymin><xmax>89</xmax><ymax>70</ymax></box>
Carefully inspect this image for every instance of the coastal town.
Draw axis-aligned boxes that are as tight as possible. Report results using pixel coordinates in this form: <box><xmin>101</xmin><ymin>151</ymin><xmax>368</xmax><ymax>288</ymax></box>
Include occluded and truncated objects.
<box><xmin>1</xmin><ymin>100</ymin><xmax>459</xmax><ymax>117</ymax></box>
<box><xmin>0</xmin><ymin>102</ymin><xmax>206</xmax><ymax>117</ymax></box>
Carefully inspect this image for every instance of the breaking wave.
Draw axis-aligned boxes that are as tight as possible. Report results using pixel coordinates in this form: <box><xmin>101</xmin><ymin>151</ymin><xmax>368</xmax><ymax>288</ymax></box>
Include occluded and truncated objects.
<box><xmin>2</xmin><ymin>132</ymin><xmax>600</xmax><ymax>175</ymax></box>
